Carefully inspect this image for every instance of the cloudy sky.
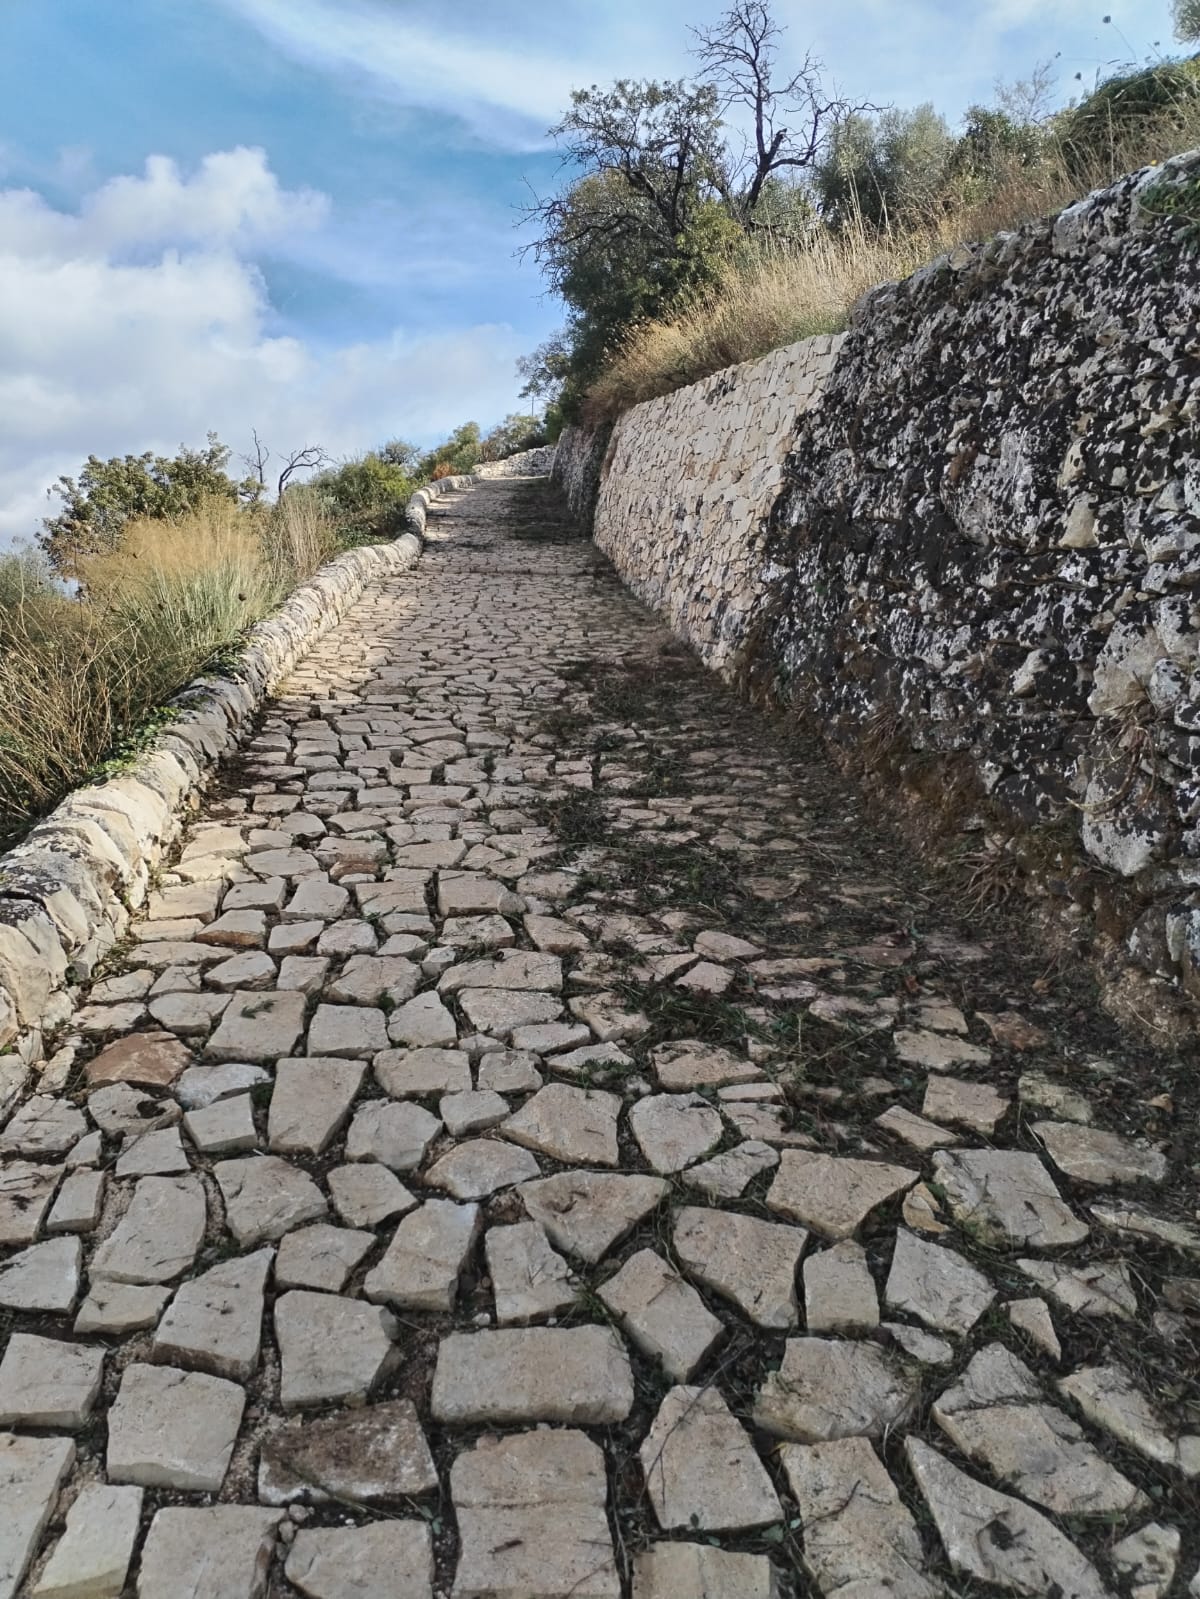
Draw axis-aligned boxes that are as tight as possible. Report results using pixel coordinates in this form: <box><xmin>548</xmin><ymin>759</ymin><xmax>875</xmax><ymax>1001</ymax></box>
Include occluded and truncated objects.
<box><xmin>0</xmin><ymin>0</ymin><xmax>1178</xmax><ymax>547</ymax></box>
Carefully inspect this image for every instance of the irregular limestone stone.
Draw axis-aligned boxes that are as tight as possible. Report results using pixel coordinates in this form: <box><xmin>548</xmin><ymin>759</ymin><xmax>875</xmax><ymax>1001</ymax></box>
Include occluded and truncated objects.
<box><xmin>214</xmin><ymin>1156</ymin><xmax>326</xmax><ymax>1245</ymax></box>
<box><xmin>0</xmin><ymin>1332</ymin><xmax>103</xmax><ymax>1428</ymax></box>
<box><xmin>1019</xmin><ymin>1070</ymin><xmax>1094</xmax><ymax>1124</ymax></box>
<box><xmin>345</xmin><ymin>1100</ymin><xmax>441</xmax><ymax>1172</ymax></box>
<box><xmin>439</xmin><ymin>949</ymin><xmax>562</xmax><ymax>994</ymax></box>
<box><xmin>754</xmin><ymin>1338</ymin><xmax>917</xmax><ymax>1442</ymax></box>
<box><xmin>893</xmin><ymin>1030</ymin><xmax>990</xmax><ymax>1070</ymax></box>
<box><xmin>1058</xmin><ymin>1364</ymin><xmax>1200</xmax><ymax>1476</ymax></box>
<box><xmin>765</xmin><ymin>1150</ymin><xmax>917</xmax><ymax>1239</ymax></box>
<box><xmin>651</xmin><ymin>1039</ymin><xmax>760</xmax><ymax>1090</ymax></box>
<box><xmin>931</xmin><ymin>1149</ymin><xmax>1088</xmax><ymax>1249</ymax></box>
<box><xmin>882</xmin><ymin>1322</ymin><xmax>955</xmax><ymax>1365</ymax></box>
<box><xmin>451</xmin><ymin>1429</ymin><xmax>619</xmax><ymax>1599</ymax></box>
<box><xmin>682</xmin><ymin>1139</ymin><xmax>779</xmax><ymax>1199</ymax></box>
<box><xmin>599</xmin><ymin>1248</ymin><xmax>723</xmax><ymax>1380</ymax></box>
<box><xmin>375</xmin><ymin>1046</ymin><xmax>473</xmax><ymax>1097</ymax></box>
<box><xmin>143</xmin><ymin>992</ymin><xmax>238</xmax><ymax>1039</ymax></box>
<box><xmin>275</xmin><ymin>1224</ymin><xmax>373</xmax><ymax>1292</ymax></box>
<box><xmin>437</xmin><ymin>872</ymin><xmax>523</xmax><ymax>918</ymax></box>
<box><xmin>205</xmin><ymin>989</ymin><xmax>307</xmax><ymax>1061</ymax></box>
<box><xmin>486</xmin><ymin>1221</ymin><xmax>579</xmax><ymax>1324</ymax></box>
<box><xmin>86</xmin><ymin>1082</ymin><xmax>178</xmax><ymax>1137</ymax></box>
<box><xmin>932</xmin><ymin>1343</ymin><xmax>1145</xmax><ymax>1516</ymax></box>
<box><xmin>906</xmin><ymin>1438</ymin><xmax>1109</xmax><ymax>1598</ymax></box>
<box><xmin>268</xmin><ymin>1058</ymin><xmax>365</xmax><ymax>1155</ymax></box>
<box><xmin>106</xmin><ymin>1363</ymin><xmax>244</xmax><ymax>1490</ymax></box>
<box><xmin>1006</xmin><ymin>1296</ymin><xmax>1062</xmax><ymax>1359</ymax></box>
<box><xmin>640</xmin><ymin>1385</ymin><xmax>781</xmax><ymax>1531</ymax></box>
<box><xmin>45</xmin><ymin>1168</ymin><xmax>106</xmax><ymax>1233</ymax></box>
<box><xmin>84</xmin><ymin>1030</ymin><xmax>191</xmax><ymax>1087</ymax></box>
<box><xmin>885</xmin><ymin>1228</ymin><xmax>996</xmax><ymax>1335</ymax></box>
<box><xmin>629</xmin><ymin>1092</ymin><xmax>723</xmax><ymax>1173</ymax></box>
<box><xmin>781</xmin><ymin>1437</ymin><xmax>940</xmax><ymax>1599</ymax></box>
<box><xmin>426</xmin><ymin>1138</ymin><xmax>541</xmax><ymax>1199</ymax></box>
<box><xmin>921</xmin><ymin>1076</ymin><xmax>1009</xmax><ymax>1134</ymax></box>
<box><xmin>478</xmin><ymin>1049</ymin><xmax>543</xmax><ymax>1093</ymax></box>
<box><xmin>327</xmin><ymin>1162</ymin><xmax>415</xmax><ymax>1228</ymax></box>
<box><xmin>0</xmin><ymin>1433</ymin><xmax>75</xmax><ymax>1599</ymax></box>
<box><xmin>0</xmin><ymin>1161</ymin><xmax>60</xmax><ymax>1245</ymax></box>
<box><xmin>364</xmin><ymin>1199</ymin><xmax>480</xmax><ymax>1311</ymax></box>
<box><xmin>136</xmin><ymin>1507</ymin><xmax>281</xmax><ymax>1599</ymax></box>
<box><xmin>1112</xmin><ymin>1523</ymin><xmax>1180</xmax><ymax>1599</ymax></box>
<box><xmin>31</xmin><ymin>1482</ymin><xmax>142</xmax><ymax>1599</ymax></box>
<box><xmin>631</xmin><ymin>1544</ymin><xmax>777</xmax><ymax>1599</ymax></box>
<box><xmin>183</xmin><ymin>1092</ymin><xmax>258</xmax><ymax>1154</ymax></box>
<box><xmin>1019</xmin><ymin>1257</ymin><xmax>1137</xmax><ymax>1317</ymax></box>
<box><xmin>307</xmin><ymin>1004</ymin><xmax>389</xmax><ymax>1059</ymax></box>
<box><xmin>284</xmin><ymin>1523</ymin><xmax>433</xmax><ymax>1599</ymax></box>
<box><xmin>0</xmin><ymin>1237</ymin><xmax>81</xmax><ymax>1312</ymax></box>
<box><xmin>673</xmin><ymin>1205</ymin><xmax>806</xmax><ymax>1328</ymax></box>
<box><xmin>258</xmin><ymin>1399</ymin><xmax>438</xmax><ymax>1505</ymax></box>
<box><xmin>386</xmin><ymin>992</ymin><xmax>459</xmax><ymax>1048</ymax></box>
<box><xmin>569</xmin><ymin>989</ymin><xmax>649</xmax><ymax>1042</ymax></box>
<box><xmin>501</xmin><ymin>1082</ymin><xmax>620</xmax><ymax>1166</ymax></box>
<box><xmin>804</xmin><ymin>1240</ymin><xmax>880</xmax><ymax>1333</ymax></box>
<box><xmin>0</xmin><ymin>1096</ymin><xmax>86</xmax><ymax>1155</ymax></box>
<box><xmin>519</xmin><ymin>1171</ymin><xmax>667</xmax><ymax>1263</ymax></box>
<box><xmin>74</xmin><ymin>1281</ymin><xmax>171</xmax><ymax>1335</ymax></box>
<box><xmin>114</xmin><ymin>1124</ymin><xmax>190</xmax><ymax>1177</ymax></box>
<box><xmin>1091</xmin><ymin>1203</ymin><xmax>1200</xmax><ymax>1254</ymax></box>
<box><xmin>1034</xmin><ymin>1120</ymin><xmax>1168</xmax><ymax>1185</ymax></box>
<box><xmin>326</xmin><ymin>955</ymin><xmax>420</xmax><ymax>1006</ymax></box>
<box><xmin>275</xmin><ymin>1290</ymin><xmax>399</xmax><ymax>1410</ymax></box>
<box><xmin>440</xmin><ymin>1088</ymin><xmax>508</xmax><ymax>1136</ymax></box>
<box><xmin>151</xmin><ymin>1248</ymin><xmax>272</xmax><ymax>1380</ymax></box>
<box><xmin>874</xmin><ymin>1104</ymin><xmax>958</xmax><ymax>1151</ymax></box>
<box><xmin>431</xmin><ymin>1325</ymin><xmax>633</xmax><ymax>1425</ymax></box>
<box><xmin>175</xmin><ymin>1061</ymin><xmax>269</xmax><ymax>1109</ymax></box>
<box><xmin>460</xmin><ymin>988</ymin><xmax>562</xmax><ymax>1036</ymax></box>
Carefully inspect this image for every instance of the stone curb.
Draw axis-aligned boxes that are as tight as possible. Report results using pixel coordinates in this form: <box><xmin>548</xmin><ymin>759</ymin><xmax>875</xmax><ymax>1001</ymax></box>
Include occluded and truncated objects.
<box><xmin>0</xmin><ymin>474</ymin><xmax>475</xmax><ymax>1072</ymax></box>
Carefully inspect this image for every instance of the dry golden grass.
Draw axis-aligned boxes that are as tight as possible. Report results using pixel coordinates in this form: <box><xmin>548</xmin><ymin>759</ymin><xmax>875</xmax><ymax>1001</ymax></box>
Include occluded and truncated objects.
<box><xmin>0</xmin><ymin>489</ymin><xmax>342</xmax><ymax>845</ymax></box>
<box><xmin>587</xmin><ymin>105</ymin><xmax>1200</xmax><ymax>418</ymax></box>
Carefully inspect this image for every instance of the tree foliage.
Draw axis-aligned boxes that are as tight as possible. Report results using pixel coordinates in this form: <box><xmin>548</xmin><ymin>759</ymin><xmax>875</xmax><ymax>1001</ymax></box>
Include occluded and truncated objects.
<box><xmin>40</xmin><ymin>434</ymin><xmax>242</xmax><ymax>575</ymax></box>
<box><xmin>1176</xmin><ymin>0</ymin><xmax>1200</xmax><ymax>42</ymax></box>
<box><xmin>815</xmin><ymin>105</ymin><xmax>954</xmax><ymax>228</ymax></box>
<box><xmin>521</xmin><ymin>1</ymin><xmax>869</xmax><ymax>413</ymax></box>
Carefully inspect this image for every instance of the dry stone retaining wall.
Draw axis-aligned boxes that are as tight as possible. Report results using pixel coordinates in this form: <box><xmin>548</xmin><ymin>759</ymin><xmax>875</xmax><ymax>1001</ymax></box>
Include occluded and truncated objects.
<box><xmin>0</xmin><ymin>473</ymin><xmax>474</xmax><ymax>1071</ymax></box>
<box><xmin>560</xmin><ymin>150</ymin><xmax>1200</xmax><ymax>1015</ymax></box>
<box><xmin>590</xmin><ymin>336</ymin><xmax>842</xmax><ymax>667</ymax></box>
<box><xmin>474</xmin><ymin>445</ymin><xmax>556</xmax><ymax>478</ymax></box>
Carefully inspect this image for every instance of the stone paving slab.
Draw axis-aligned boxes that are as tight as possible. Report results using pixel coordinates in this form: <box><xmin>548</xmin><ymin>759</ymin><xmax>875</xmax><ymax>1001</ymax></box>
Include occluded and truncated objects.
<box><xmin>2</xmin><ymin>479</ymin><xmax>1198</xmax><ymax>1596</ymax></box>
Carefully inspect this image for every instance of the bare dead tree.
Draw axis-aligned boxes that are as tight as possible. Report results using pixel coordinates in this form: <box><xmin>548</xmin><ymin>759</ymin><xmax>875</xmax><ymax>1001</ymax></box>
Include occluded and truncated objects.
<box><xmin>275</xmin><ymin>445</ymin><xmax>328</xmax><ymax>498</ymax></box>
<box><xmin>691</xmin><ymin>1</ymin><xmax>876</xmax><ymax>220</ymax></box>
<box><xmin>241</xmin><ymin>429</ymin><xmax>271</xmax><ymax>505</ymax></box>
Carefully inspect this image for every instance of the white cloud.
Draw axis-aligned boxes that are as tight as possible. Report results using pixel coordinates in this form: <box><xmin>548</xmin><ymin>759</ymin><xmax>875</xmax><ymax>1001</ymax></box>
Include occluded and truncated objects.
<box><xmin>215</xmin><ymin>0</ymin><xmax>683</xmax><ymax>149</ymax></box>
<box><xmin>0</xmin><ymin>149</ymin><xmax>530</xmax><ymax>550</ymax></box>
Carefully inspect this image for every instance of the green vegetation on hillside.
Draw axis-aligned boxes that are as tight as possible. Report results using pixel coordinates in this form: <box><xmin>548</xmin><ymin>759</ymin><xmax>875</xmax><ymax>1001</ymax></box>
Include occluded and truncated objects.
<box><xmin>520</xmin><ymin>2</ymin><xmax>1200</xmax><ymax>420</ymax></box>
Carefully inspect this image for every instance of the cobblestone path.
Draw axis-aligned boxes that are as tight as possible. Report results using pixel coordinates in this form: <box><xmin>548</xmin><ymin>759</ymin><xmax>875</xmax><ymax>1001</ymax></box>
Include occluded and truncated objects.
<box><xmin>2</xmin><ymin>476</ymin><xmax>1199</xmax><ymax>1598</ymax></box>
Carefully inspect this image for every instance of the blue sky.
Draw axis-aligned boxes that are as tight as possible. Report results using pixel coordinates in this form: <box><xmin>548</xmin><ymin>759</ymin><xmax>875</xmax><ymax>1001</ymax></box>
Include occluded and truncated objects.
<box><xmin>0</xmin><ymin>0</ymin><xmax>1180</xmax><ymax>544</ymax></box>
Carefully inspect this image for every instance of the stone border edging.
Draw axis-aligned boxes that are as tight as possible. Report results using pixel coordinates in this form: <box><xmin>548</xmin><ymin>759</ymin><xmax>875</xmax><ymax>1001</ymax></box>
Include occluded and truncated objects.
<box><xmin>0</xmin><ymin>473</ymin><xmax>475</xmax><ymax>1074</ymax></box>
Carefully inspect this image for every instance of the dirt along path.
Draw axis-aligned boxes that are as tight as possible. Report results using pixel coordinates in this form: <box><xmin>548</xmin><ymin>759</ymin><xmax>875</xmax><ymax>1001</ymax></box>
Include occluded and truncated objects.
<box><xmin>2</xmin><ymin>474</ymin><xmax>1198</xmax><ymax>1598</ymax></box>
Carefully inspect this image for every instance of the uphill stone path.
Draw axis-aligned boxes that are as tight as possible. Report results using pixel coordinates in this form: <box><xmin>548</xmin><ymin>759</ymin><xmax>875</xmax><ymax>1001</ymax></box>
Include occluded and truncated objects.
<box><xmin>2</xmin><ymin>475</ymin><xmax>1198</xmax><ymax>1599</ymax></box>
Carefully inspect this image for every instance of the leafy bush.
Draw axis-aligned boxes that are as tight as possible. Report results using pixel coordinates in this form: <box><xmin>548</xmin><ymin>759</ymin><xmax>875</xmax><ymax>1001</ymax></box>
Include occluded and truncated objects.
<box><xmin>310</xmin><ymin>450</ymin><xmax>417</xmax><ymax>545</ymax></box>
<box><xmin>40</xmin><ymin>433</ymin><xmax>244</xmax><ymax>576</ymax></box>
<box><xmin>418</xmin><ymin>422</ymin><xmax>482</xmax><ymax>479</ymax></box>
